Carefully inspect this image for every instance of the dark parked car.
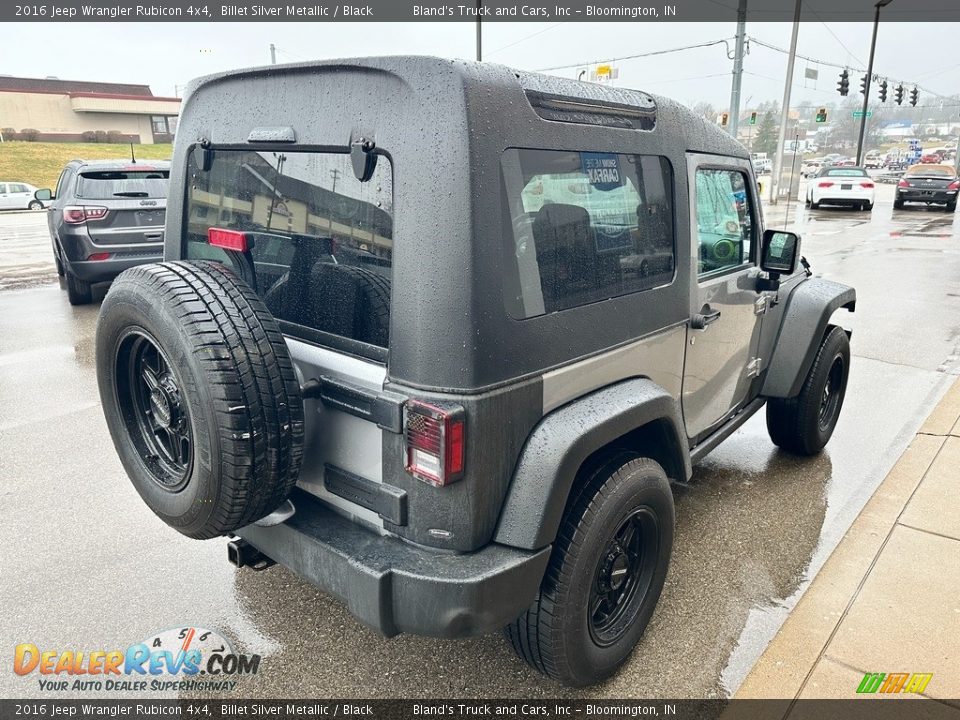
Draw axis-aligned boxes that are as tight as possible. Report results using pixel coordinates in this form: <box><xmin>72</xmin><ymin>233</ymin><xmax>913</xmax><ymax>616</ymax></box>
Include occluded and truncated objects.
<box><xmin>94</xmin><ymin>57</ymin><xmax>855</xmax><ymax>687</ymax></box>
<box><xmin>35</xmin><ymin>160</ymin><xmax>169</xmax><ymax>304</ymax></box>
<box><xmin>895</xmin><ymin>163</ymin><xmax>959</xmax><ymax>211</ymax></box>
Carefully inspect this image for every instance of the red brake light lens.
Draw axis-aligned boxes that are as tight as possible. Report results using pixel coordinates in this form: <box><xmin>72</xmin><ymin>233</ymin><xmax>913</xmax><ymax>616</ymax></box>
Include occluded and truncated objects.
<box><xmin>898</xmin><ymin>179</ymin><xmax>910</xmax><ymax>188</ymax></box>
<box><xmin>63</xmin><ymin>206</ymin><xmax>107</xmax><ymax>224</ymax></box>
<box><xmin>948</xmin><ymin>180</ymin><xmax>960</xmax><ymax>190</ymax></box>
<box><xmin>87</xmin><ymin>252</ymin><xmax>110</xmax><ymax>261</ymax></box>
<box><xmin>860</xmin><ymin>182</ymin><xmax>875</xmax><ymax>188</ymax></box>
<box><xmin>208</xmin><ymin>227</ymin><xmax>250</xmax><ymax>252</ymax></box>
<box><xmin>404</xmin><ymin>400</ymin><xmax>465</xmax><ymax>487</ymax></box>
<box><xmin>818</xmin><ymin>181</ymin><xmax>834</xmax><ymax>188</ymax></box>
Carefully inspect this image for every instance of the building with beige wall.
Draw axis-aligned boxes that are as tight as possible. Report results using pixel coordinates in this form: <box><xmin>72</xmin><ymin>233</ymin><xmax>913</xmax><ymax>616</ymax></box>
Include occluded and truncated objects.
<box><xmin>0</xmin><ymin>76</ymin><xmax>180</xmax><ymax>144</ymax></box>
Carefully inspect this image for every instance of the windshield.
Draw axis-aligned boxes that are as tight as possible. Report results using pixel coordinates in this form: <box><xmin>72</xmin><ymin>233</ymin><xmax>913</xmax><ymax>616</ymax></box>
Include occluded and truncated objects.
<box><xmin>76</xmin><ymin>170</ymin><xmax>169</xmax><ymax>199</ymax></box>
<box><xmin>905</xmin><ymin>165</ymin><xmax>956</xmax><ymax>178</ymax></box>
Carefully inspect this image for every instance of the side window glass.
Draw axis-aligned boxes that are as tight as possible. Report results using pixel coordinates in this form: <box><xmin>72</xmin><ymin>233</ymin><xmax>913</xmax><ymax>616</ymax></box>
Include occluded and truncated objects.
<box><xmin>500</xmin><ymin>149</ymin><xmax>675</xmax><ymax>319</ymax></box>
<box><xmin>695</xmin><ymin>168</ymin><xmax>754</xmax><ymax>277</ymax></box>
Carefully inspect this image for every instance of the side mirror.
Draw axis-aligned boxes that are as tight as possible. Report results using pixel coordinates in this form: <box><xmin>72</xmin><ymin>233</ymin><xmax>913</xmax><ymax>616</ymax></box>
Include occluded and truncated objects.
<box><xmin>760</xmin><ymin>229</ymin><xmax>800</xmax><ymax>275</ymax></box>
<box><xmin>34</xmin><ymin>188</ymin><xmax>52</xmax><ymax>202</ymax></box>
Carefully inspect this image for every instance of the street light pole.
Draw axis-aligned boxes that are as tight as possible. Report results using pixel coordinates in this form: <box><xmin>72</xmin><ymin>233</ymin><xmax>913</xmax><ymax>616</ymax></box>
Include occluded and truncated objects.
<box><xmin>855</xmin><ymin>0</ymin><xmax>892</xmax><ymax>166</ymax></box>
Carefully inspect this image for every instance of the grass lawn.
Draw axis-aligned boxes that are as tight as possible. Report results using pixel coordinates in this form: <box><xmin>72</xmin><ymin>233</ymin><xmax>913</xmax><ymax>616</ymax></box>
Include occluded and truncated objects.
<box><xmin>0</xmin><ymin>141</ymin><xmax>174</xmax><ymax>191</ymax></box>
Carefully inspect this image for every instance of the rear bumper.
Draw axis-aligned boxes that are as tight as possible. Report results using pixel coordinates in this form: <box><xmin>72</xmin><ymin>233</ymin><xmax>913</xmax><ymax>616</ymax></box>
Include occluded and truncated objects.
<box><xmin>67</xmin><ymin>253</ymin><xmax>162</xmax><ymax>283</ymax></box>
<box><xmin>236</xmin><ymin>490</ymin><xmax>550</xmax><ymax>638</ymax></box>
<box><xmin>897</xmin><ymin>189</ymin><xmax>957</xmax><ymax>204</ymax></box>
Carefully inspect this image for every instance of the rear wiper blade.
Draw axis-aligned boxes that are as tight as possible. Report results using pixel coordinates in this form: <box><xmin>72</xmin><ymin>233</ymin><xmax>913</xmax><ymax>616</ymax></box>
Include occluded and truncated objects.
<box><xmin>113</xmin><ymin>191</ymin><xmax>149</xmax><ymax>197</ymax></box>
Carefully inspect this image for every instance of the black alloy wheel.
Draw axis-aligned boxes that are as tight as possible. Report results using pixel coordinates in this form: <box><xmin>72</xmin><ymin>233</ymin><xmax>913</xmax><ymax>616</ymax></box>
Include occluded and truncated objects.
<box><xmin>588</xmin><ymin>507</ymin><xmax>660</xmax><ymax>648</ymax></box>
<box><xmin>115</xmin><ymin>329</ymin><xmax>193</xmax><ymax>491</ymax></box>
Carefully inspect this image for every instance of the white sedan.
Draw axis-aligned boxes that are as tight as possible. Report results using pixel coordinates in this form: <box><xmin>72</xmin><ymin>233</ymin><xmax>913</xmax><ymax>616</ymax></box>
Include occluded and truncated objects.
<box><xmin>805</xmin><ymin>167</ymin><xmax>875</xmax><ymax>211</ymax></box>
<box><xmin>0</xmin><ymin>181</ymin><xmax>44</xmax><ymax>211</ymax></box>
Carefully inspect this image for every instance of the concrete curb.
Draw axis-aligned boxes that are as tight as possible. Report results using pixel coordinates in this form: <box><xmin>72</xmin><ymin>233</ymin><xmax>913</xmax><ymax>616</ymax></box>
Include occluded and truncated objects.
<box><xmin>735</xmin><ymin>376</ymin><xmax>960</xmax><ymax>704</ymax></box>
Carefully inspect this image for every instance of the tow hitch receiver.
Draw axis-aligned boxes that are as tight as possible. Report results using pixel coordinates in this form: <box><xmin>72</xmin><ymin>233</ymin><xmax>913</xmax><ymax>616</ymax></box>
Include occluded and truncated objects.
<box><xmin>227</xmin><ymin>538</ymin><xmax>275</xmax><ymax>571</ymax></box>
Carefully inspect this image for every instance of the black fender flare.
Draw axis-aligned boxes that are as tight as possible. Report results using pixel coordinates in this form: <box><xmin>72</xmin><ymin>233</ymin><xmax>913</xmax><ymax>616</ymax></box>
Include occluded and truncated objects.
<box><xmin>493</xmin><ymin>378</ymin><xmax>690</xmax><ymax>551</ymax></box>
<box><xmin>762</xmin><ymin>277</ymin><xmax>856</xmax><ymax>398</ymax></box>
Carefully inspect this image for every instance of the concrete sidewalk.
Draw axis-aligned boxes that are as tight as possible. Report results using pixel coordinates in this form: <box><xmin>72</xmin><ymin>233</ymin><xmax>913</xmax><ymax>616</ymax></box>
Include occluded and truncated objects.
<box><xmin>736</xmin><ymin>377</ymin><xmax>960</xmax><ymax>710</ymax></box>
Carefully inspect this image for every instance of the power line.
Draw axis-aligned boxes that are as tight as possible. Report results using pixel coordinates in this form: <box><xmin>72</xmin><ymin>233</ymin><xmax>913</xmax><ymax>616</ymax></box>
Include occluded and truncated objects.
<box><xmin>534</xmin><ymin>37</ymin><xmax>734</xmax><ymax>73</ymax></box>
<box><xmin>485</xmin><ymin>23</ymin><xmax>563</xmax><ymax>57</ymax></box>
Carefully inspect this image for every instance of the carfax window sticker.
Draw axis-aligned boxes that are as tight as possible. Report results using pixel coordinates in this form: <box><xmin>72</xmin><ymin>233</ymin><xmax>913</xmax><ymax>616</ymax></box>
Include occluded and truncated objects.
<box><xmin>580</xmin><ymin>152</ymin><xmax>623</xmax><ymax>191</ymax></box>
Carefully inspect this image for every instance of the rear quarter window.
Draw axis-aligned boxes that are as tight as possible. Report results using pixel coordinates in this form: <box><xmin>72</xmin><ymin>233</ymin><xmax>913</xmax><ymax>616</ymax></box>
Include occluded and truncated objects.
<box><xmin>500</xmin><ymin>148</ymin><xmax>674</xmax><ymax>319</ymax></box>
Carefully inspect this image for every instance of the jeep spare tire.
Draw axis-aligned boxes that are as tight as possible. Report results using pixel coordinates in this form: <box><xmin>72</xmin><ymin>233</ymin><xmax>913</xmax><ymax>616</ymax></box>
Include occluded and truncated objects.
<box><xmin>96</xmin><ymin>261</ymin><xmax>305</xmax><ymax>539</ymax></box>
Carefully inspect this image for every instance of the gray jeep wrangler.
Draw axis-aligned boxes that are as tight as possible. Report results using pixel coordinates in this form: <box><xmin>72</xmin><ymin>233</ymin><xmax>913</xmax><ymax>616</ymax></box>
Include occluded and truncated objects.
<box><xmin>95</xmin><ymin>57</ymin><xmax>855</xmax><ymax>687</ymax></box>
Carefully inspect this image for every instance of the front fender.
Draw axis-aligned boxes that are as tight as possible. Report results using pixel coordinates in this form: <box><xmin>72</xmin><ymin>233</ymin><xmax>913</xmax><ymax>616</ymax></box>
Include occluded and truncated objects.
<box><xmin>762</xmin><ymin>277</ymin><xmax>856</xmax><ymax>398</ymax></box>
<box><xmin>493</xmin><ymin>378</ymin><xmax>690</xmax><ymax>551</ymax></box>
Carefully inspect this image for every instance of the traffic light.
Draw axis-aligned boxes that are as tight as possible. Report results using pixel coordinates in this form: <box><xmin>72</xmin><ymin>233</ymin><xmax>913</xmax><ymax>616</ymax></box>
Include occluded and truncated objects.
<box><xmin>910</xmin><ymin>87</ymin><xmax>919</xmax><ymax>107</ymax></box>
<box><xmin>859</xmin><ymin>74</ymin><xmax>868</xmax><ymax>95</ymax></box>
<box><xmin>837</xmin><ymin>69</ymin><xmax>850</xmax><ymax>96</ymax></box>
<box><xmin>749</xmin><ymin>111</ymin><xmax>757</xmax><ymax>126</ymax></box>
<box><xmin>815</xmin><ymin>107</ymin><xmax>828</xmax><ymax>123</ymax></box>
<box><xmin>720</xmin><ymin>112</ymin><xmax>729</xmax><ymax>127</ymax></box>
<box><xmin>895</xmin><ymin>84</ymin><xmax>905</xmax><ymax>105</ymax></box>
<box><xmin>878</xmin><ymin>80</ymin><xmax>888</xmax><ymax>102</ymax></box>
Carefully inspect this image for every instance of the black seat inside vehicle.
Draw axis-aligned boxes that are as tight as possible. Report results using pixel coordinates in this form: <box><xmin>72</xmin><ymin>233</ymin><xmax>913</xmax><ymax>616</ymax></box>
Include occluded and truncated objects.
<box><xmin>532</xmin><ymin>203</ymin><xmax>597</xmax><ymax>312</ymax></box>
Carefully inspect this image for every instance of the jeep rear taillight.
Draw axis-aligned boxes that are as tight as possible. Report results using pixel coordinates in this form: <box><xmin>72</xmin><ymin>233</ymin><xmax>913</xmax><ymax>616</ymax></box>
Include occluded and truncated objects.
<box><xmin>404</xmin><ymin>400</ymin><xmax>465</xmax><ymax>487</ymax></box>
<box><xmin>64</xmin><ymin>206</ymin><xmax>108</xmax><ymax>224</ymax></box>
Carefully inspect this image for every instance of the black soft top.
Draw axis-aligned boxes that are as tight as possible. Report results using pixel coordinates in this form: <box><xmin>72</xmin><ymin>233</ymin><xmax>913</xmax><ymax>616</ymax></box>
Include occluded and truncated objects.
<box><xmin>168</xmin><ymin>56</ymin><xmax>747</xmax><ymax>392</ymax></box>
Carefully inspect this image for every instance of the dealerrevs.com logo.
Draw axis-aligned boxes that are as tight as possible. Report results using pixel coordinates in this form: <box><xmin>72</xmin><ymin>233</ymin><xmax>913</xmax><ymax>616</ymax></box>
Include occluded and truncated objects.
<box><xmin>13</xmin><ymin>626</ymin><xmax>260</xmax><ymax>692</ymax></box>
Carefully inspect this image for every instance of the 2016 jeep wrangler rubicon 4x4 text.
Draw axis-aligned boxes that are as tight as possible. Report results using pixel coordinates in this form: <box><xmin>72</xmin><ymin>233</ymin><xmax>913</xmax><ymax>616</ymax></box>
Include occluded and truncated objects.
<box><xmin>95</xmin><ymin>57</ymin><xmax>855</xmax><ymax>687</ymax></box>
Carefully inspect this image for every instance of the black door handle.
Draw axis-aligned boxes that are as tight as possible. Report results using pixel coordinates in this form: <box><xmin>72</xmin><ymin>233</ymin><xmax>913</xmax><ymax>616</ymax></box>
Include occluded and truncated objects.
<box><xmin>690</xmin><ymin>306</ymin><xmax>722</xmax><ymax>330</ymax></box>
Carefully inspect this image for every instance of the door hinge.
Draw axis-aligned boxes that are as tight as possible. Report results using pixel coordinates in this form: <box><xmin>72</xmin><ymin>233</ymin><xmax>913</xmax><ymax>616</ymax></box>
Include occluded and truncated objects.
<box><xmin>746</xmin><ymin>357</ymin><xmax>763</xmax><ymax>378</ymax></box>
<box><xmin>754</xmin><ymin>295</ymin><xmax>768</xmax><ymax>315</ymax></box>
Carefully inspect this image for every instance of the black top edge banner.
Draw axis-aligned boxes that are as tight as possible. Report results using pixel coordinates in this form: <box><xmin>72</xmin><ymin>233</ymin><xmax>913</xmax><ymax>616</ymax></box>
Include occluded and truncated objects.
<box><xmin>4</xmin><ymin>699</ymin><xmax>960</xmax><ymax>720</ymax></box>
<box><xmin>4</xmin><ymin>0</ymin><xmax>960</xmax><ymax>22</ymax></box>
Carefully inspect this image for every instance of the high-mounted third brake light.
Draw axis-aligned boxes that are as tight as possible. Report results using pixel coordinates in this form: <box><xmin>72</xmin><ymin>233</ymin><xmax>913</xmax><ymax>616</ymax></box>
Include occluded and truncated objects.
<box><xmin>404</xmin><ymin>400</ymin><xmax>465</xmax><ymax>487</ymax></box>
<box><xmin>208</xmin><ymin>227</ymin><xmax>250</xmax><ymax>252</ymax></box>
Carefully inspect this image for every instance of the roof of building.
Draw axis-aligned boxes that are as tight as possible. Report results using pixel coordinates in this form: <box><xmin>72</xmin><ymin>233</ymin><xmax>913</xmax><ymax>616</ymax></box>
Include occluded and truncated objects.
<box><xmin>0</xmin><ymin>76</ymin><xmax>154</xmax><ymax>97</ymax></box>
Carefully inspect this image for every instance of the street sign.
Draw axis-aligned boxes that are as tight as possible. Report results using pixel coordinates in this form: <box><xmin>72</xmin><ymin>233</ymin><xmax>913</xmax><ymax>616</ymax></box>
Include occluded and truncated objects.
<box><xmin>852</xmin><ymin>110</ymin><xmax>873</xmax><ymax>118</ymax></box>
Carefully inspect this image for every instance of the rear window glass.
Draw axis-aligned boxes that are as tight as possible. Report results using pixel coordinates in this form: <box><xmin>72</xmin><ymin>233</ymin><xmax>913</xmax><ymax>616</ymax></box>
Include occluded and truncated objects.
<box><xmin>501</xmin><ymin>148</ymin><xmax>674</xmax><ymax>319</ymax></box>
<box><xmin>184</xmin><ymin>149</ymin><xmax>393</xmax><ymax>353</ymax></box>
<box><xmin>823</xmin><ymin>168</ymin><xmax>867</xmax><ymax>177</ymax></box>
<box><xmin>905</xmin><ymin>165</ymin><xmax>956</xmax><ymax>177</ymax></box>
<box><xmin>76</xmin><ymin>170</ymin><xmax>169</xmax><ymax>199</ymax></box>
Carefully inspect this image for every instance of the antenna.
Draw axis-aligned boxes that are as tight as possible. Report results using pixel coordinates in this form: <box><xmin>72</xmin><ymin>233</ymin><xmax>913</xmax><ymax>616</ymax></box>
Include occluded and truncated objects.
<box><xmin>129</xmin><ymin>143</ymin><xmax>137</xmax><ymax>164</ymax></box>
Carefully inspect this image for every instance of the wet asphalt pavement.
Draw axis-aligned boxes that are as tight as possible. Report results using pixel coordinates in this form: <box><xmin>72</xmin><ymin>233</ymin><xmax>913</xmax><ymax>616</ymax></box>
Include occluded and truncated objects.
<box><xmin>1</xmin><ymin>182</ymin><xmax>958</xmax><ymax>700</ymax></box>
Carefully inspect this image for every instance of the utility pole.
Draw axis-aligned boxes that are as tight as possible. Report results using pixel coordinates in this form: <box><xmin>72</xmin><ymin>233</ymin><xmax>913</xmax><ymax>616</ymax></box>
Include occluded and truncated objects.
<box><xmin>270</xmin><ymin>43</ymin><xmax>277</xmax><ymax>65</ymax></box>
<box><xmin>476</xmin><ymin>0</ymin><xmax>482</xmax><ymax>61</ymax></box>
<box><xmin>769</xmin><ymin>0</ymin><xmax>801</xmax><ymax>205</ymax></box>
<box><xmin>855</xmin><ymin>0</ymin><xmax>893</xmax><ymax>165</ymax></box>
<box><xmin>727</xmin><ymin>0</ymin><xmax>747</xmax><ymax>139</ymax></box>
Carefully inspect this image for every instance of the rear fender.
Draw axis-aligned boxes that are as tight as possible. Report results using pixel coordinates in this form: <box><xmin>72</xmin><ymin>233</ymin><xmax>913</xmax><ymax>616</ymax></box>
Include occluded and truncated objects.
<box><xmin>493</xmin><ymin>378</ymin><xmax>690</xmax><ymax>551</ymax></box>
<box><xmin>762</xmin><ymin>277</ymin><xmax>856</xmax><ymax>398</ymax></box>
